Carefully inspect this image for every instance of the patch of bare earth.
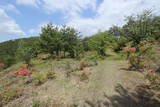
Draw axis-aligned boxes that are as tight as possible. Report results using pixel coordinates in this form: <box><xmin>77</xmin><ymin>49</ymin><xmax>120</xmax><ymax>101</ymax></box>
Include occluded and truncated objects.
<box><xmin>6</xmin><ymin>60</ymin><xmax>160</xmax><ymax>107</ymax></box>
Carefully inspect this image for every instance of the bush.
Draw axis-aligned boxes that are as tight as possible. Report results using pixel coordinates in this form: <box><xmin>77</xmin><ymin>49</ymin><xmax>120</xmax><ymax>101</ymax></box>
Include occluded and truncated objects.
<box><xmin>32</xmin><ymin>99</ymin><xmax>41</xmax><ymax>107</ymax></box>
<box><xmin>79</xmin><ymin>71</ymin><xmax>91</xmax><ymax>81</ymax></box>
<box><xmin>145</xmin><ymin>71</ymin><xmax>160</xmax><ymax>89</ymax></box>
<box><xmin>46</xmin><ymin>71</ymin><xmax>56</xmax><ymax>79</ymax></box>
<box><xmin>84</xmin><ymin>54</ymin><xmax>99</xmax><ymax>61</ymax></box>
<box><xmin>113</xmin><ymin>37</ymin><xmax>128</xmax><ymax>52</ymax></box>
<box><xmin>32</xmin><ymin>73</ymin><xmax>46</xmax><ymax>85</ymax></box>
<box><xmin>0</xmin><ymin>88</ymin><xmax>23</xmax><ymax>104</ymax></box>
<box><xmin>124</xmin><ymin>40</ymin><xmax>160</xmax><ymax>89</ymax></box>
<box><xmin>0</xmin><ymin>56</ymin><xmax>16</xmax><ymax>68</ymax></box>
<box><xmin>124</xmin><ymin>42</ymin><xmax>153</xmax><ymax>69</ymax></box>
<box><xmin>79</xmin><ymin>59</ymin><xmax>85</xmax><ymax>70</ymax></box>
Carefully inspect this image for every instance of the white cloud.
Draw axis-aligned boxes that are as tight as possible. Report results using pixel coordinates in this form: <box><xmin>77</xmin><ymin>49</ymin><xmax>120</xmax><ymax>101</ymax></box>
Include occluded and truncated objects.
<box><xmin>0</xmin><ymin>8</ymin><xmax>25</xmax><ymax>36</ymax></box>
<box><xmin>42</xmin><ymin>0</ymin><xmax>97</xmax><ymax>17</ymax></box>
<box><xmin>16</xmin><ymin>0</ymin><xmax>40</xmax><ymax>7</ymax></box>
<box><xmin>28</xmin><ymin>22</ymin><xmax>48</xmax><ymax>35</ymax></box>
<box><xmin>67</xmin><ymin>0</ymin><xmax>160</xmax><ymax>36</ymax></box>
<box><xmin>15</xmin><ymin>0</ymin><xmax>160</xmax><ymax>36</ymax></box>
<box><xmin>28</xmin><ymin>22</ymin><xmax>64</xmax><ymax>36</ymax></box>
<box><xmin>16</xmin><ymin>0</ymin><xmax>97</xmax><ymax>17</ymax></box>
<box><xmin>0</xmin><ymin>4</ymin><xmax>20</xmax><ymax>14</ymax></box>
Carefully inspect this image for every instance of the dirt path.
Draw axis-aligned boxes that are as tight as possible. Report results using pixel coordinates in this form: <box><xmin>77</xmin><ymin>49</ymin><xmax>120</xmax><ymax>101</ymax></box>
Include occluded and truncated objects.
<box><xmin>6</xmin><ymin>59</ymin><xmax>145</xmax><ymax>107</ymax></box>
<box><xmin>36</xmin><ymin>59</ymin><xmax>144</xmax><ymax>107</ymax></box>
<box><xmin>83</xmin><ymin>60</ymin><xmax>144</xmax><ymax>107</ymax></box>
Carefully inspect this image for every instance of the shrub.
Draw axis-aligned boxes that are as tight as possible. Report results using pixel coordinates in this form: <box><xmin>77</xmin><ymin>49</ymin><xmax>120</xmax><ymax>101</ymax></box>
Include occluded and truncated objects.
<box><xmin>32</xmin><ymin>73</ymin><xmax>46</xmax><ymax>85</ymax></box>
<box><xmin>46</xmin><ymin>71</ymin><xmax>56</xmax><ymax>79</ymax></box>
<box><xmin>4</xmin><ymin>82</ymin><xmax>13</xmax><ymax>87</ymax></box>
<box><xmin>0</xmin><ymin>56</ymin><xmax>16</xmax><ymax>68</ymax></box>
<box><xmin>13</xmin><ymin>64</ymin><xmax>32</xmax><ymax>76</ymax></box>
<box><xmin>124</xmin><ymin>44</ymin><xmax>152</xmax><ymax>69</ymax></box>
<box><xmin>32</xmin><ymin>99</ymin><xmax>41</xmax><ymax>107</ymax></box>
<box><xmin>84</xmin><ymin>53</ymin><xmax>99</xmax><ymax>61</ymax></box>
<box><xmin>113</xmin><ymin>37</ymin><xmax>128</xmax><ymax>52</ymax></box>
<box><xmin>0</xmin><ymin>88</ymin><xmax>23</xmax><ymax>104</ymax></box>
<box><xmin>80</xmin><ymin>71</ymin><xmax>91</xmax><ymax>81</ymax></box>
<box><xmin>0</xmin><ymin>63</ymin><xmax>5</xmax><ymax>71</ymax></box>
<box><xmin>79</xmin><ymin>59</ymin><xmax>86</xmax><ymax>70</ymax></box>
<box><xmin>145</xmin><ymin>70</ymin><xmax>160</xmax><ymax>89</ymax></box>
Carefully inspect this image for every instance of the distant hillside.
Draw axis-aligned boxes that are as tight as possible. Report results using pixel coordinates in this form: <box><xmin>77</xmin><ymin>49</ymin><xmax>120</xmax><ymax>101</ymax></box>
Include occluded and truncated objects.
<box><xmin>0</xmin><ymin>37</ymin><xmax>39</xmax><ymax>67</ymax></box>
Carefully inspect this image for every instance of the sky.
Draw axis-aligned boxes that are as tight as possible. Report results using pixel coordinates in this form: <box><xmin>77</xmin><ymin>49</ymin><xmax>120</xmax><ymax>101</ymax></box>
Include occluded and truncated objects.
<box><xmin>0</xmin><ymin>0</ymin><xmax>160</xmax><ymax>42</ymax></box>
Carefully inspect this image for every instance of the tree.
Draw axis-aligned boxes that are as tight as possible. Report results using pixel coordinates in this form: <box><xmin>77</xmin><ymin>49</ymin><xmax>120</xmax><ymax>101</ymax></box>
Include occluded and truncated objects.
<box><xmin>17</xmin><ymin>39</ymin><xmax>37</xmax><ymax>65</ymax></box>
<box><xmin>39</xmin><ymin>23</ymin><xmax>82</xmax><ymax>58</ymax></box>
<box><xmin>39</xmin><ymin>23</ymin><xmax>62</xmax><ymax>57</ymax></box>
<box><xmin>123</xmin><ymin>10</ymin><xmax>153</xmax><ymax>47</ymax></box>
<box><xmin>152</xmin><ymin>16</ymin><xmax>160</xmax><ymax>40</ymax></box>
<box><xmin>0</xmin><ymin>40</ymin><xmax>19</xmax><ymax>67</ymax></box>
<box><xmin>60</xmin><ymin>26</ymin><xmax>81</xmax><ymax>58</ymax></box>
<box><xmin>108</xmin><ymin>26</ymin><xmax>124</xmax><ymax>37</ymax></box>
<box><xmin>87</xmin><ymin>32</ymin><xmax>108</xmax><ymax>56</ymax></box>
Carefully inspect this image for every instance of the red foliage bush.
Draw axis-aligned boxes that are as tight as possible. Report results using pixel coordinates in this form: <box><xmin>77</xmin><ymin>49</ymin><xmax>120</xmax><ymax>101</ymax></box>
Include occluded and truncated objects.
<box><xmin>0</xmin><ymin>63</ymin><xmax>5</xmax><ymax>67</ymax></box>
<box><xmin>145</xmin><ymin>69</ymin><xmax>160</xmax><ymax>89</ymax></box>
<box><xmin>124</xmin><ymin>48</ymin><xmax>136</xmax><ymax>53</ymax></box>
<box><xmin>14</xmin><ymin>64</ymin><xmax>32</xmax><ymax>76</ymax></box>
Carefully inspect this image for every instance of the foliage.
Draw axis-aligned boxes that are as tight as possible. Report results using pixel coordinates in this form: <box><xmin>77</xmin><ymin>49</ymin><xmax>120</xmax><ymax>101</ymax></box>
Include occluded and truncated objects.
<box><xmin>0</xmin><ymin>63</ymin><xmax>5</xmax><ymax>71</ymax></box>
<box><xmin>39</xmin><ymin>24</ymin><xmax>82</xmax><ymax>58</ymax></box>
<box><xmin>113</xmin><ymin>37</ymin><xmax>128</xmax><ymax>52</ymax></box>
<box><xmin>32</xmin><ymin>99</ymin><xmax>41</xmax><ymax>107</ymax></box>
<box><xmin>80</xmin><ymin>71</ymin><xmax>91</xmax><ymax>81</ymax></box>
<box><xmin>14</xmin><ymin>64</ymin><xmax>32</xmax><ymax>76</ymax></box>
<box><xmin>0</xmin><ymin>88</ymin><xmax>23</xmax><ymax>105</ymax></box>
<box><xmin>17</xmin><ymin>38</ymin><xmax>39</xmax><ymax>65</ymax></box>
<box><xmin>31</xmin><ymin>73</ymin><xmax>46</xmax><ymax>85</ymax></box>
<box><xmin>124</xmin><ymin>40</ymin><xmax>160</xmax><ymax>88</ymax></box>
<box><xmin>79</xmin><ymin>59</ymin><xmax>86</xmax><ymax>70</ymax></box>
<box><xmin>123</xmin><ymin>10</ymin><xmax>160</xmax><ymax>47</ymax></box>
<box><xmin>145</xmin><ymin>71</ymin><xmax>160</xmax><ymax>89</ymax></box>
<box><xmin>0</xmin><ymin>40</ymin><xmax>19</xmax><ymax>67</ymax></box>
<box><xmin>124</xmin><ymin>41</ymin><xmax>152</xmax><ymax>69</ymax></box>
<box><xmin>39</xmin><ymin>23</ymin><xmax>61</xmax><ymax>56</ymax></box>
<box><xmin>46</xmin><ymin>71</ymin><xmax>56</xmax><ymax>79</ymax></box>
<box><xmin>0</xmin><ymin>37</ymin><xmax>39</xmax><ymax>68</ymax></box>
<box><xmin>85</xmin><ymin>32</ymin><xmax>107</xmax><ymax>56</ymax></box>
<box><xmin>60</xmin><ymin>25</ymin><xmax>83</xmax><ymax>58</ymax></box>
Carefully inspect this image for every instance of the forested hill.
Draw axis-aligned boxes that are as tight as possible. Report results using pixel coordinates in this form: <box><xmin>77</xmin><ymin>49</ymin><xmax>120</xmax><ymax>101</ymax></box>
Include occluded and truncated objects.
<box><xmin>0</xmin><ymin>37</ymin><xmax>39</xmax><ymax>67</ymax></box>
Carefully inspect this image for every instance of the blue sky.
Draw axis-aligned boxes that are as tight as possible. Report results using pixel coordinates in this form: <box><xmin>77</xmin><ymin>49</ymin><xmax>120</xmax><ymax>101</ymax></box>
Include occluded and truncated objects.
<box><xmin>0</xmin><ymin>0</ymin><xmax>160</xmax><ymax>42</ymax></box>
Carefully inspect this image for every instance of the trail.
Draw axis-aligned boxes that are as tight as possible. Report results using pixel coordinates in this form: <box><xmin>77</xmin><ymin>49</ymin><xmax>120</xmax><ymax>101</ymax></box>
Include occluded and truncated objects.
<box><xmin>6</xmin><ymin>59</ymin><xmax>145</xmax><ymax>107</ymax></box>
<box><xmin>82</xmin><ymin>60</ymin><xmax>144</xmax><ymax>107</ymax></box>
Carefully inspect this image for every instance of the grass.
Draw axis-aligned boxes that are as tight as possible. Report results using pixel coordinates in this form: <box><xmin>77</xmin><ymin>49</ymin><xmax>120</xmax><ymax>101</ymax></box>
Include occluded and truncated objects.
<box><xmin>32</xmin><ymin>99</ymin><xmax>41</xmax><ymax>107</ymax></box>
<box><xmin>0</xmin><ymin>52</ymin><xmax>147</xmax><ymax>106</ymax></box>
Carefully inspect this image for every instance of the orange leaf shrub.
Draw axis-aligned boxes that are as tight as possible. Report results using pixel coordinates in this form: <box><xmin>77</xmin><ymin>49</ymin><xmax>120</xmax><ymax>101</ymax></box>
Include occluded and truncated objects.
<box><xmin>124</xmin><ymin>48</ymin><xmax>136</xmax><ymax>53</ymax></box>
<box><xmin>0</xmin><ymin>63</ymin><xmax>5</xmax><ymax>67</ymax></box>
<box><xmin>13</xmin><ymin>64</ymin><xmax>32</xmax><ymax>76</ymax></box>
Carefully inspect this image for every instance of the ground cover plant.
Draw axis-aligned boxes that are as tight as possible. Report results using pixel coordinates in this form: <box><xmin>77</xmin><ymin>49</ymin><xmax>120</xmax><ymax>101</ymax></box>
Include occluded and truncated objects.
<box><xmin>0</xmin><ymin>10</ymin><xmax>159</xmax><ymax>107</ymax></box>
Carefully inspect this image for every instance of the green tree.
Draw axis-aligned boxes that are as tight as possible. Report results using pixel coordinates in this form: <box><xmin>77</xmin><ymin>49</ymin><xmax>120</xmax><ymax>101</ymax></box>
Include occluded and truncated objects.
<box><xmin>39</xmin><ymin>23</ymin><xmax>62</xmax><ymax>57</ymax></box>
<box><xmin>17</xmin><ymin>39</ymin><xmax>37</xmax><ymax>65</ymax></box>
<box><xmin>60</xmin><ymin>26</ymin><xmax>81</xmax><ymax>58</ymax></box>
<box><xmin>123</xmin><ymin>10</ymin><xmax>153</xmax><ymax>47</ymax></box>
<box><xmin>152</xmin><ymin>16</ymin><xmax>160</xmax><ymax>40</ymax></box>
<box><xmin>87</xmin><ymin>32</ymin><xmax>108</xmax><ymax>56</ymax></box>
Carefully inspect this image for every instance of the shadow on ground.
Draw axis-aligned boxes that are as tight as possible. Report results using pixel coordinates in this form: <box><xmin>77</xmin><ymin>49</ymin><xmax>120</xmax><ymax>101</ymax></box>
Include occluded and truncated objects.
<box><xmin>83</xmin><ymin>84</ymin><xmax>160</xmax><ymax>107</ymax></box>
<box><xmin>119</xmin><ymin>68</ymin><xmax>139</xmax><ymax>72</ymax></box>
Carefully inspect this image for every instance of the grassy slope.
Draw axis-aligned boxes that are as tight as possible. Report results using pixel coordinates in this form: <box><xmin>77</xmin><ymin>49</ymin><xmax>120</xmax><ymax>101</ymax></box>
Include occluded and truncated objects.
<box><xmin>1</xmin><ymin>52</ymin><xmax>146</xmax><ymax>107</ymax></box>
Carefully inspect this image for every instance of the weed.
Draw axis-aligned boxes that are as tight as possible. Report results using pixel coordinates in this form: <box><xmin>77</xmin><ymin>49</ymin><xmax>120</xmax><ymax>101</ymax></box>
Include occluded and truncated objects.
<box><xmin>79</xmin><ymin>59</ymin><xmax>86</xmax><ymax>70</ymax></box>
<box><xmin>32</xmin><ymin>99</ymin><xmax>41</xmax><ymax>107</ymax></box>
<box><xmin>80</xmin><ymin>71</ymin><xmax>91</xmax><ymax>81</ymax></box>
<box><xmin>32</xmin><ymin>73</ymin><xmax>46</xmax><ymax>85</ymax></box>
<box><xmin>46</xmin><ymin>71</ymin><xmax>56</xmax><ymax>79</ymax></box>
<box><xmin>0</xmin><ymin>87</ymin><xmax>23</xmax><ymax>104</ymax></box>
